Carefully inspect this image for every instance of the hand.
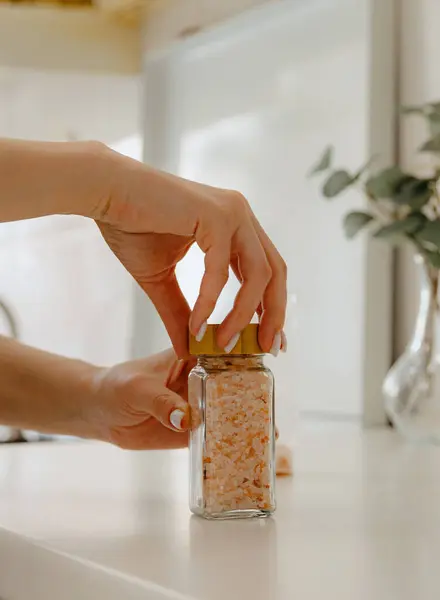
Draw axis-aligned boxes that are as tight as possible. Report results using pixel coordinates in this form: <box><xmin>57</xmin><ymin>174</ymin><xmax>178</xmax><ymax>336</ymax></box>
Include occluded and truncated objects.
<box><xmin>90</xmin><ymin>350</ymin><xmax>279</xmax><ymax>449</ymax></box>
<box><xmin>0</xmin><ymin>139</ymin><xmax>286</xmax><ymax>358</ymax></box>
<box><xmin>0</xmin><ymin>335</ymin><xmax>192</xmax><ymax>450</ymax></box>
<box><xmin>87</xmin><ymin>349</ymin><xmax>193</xmax><ymax>450</ymax></box>
<box><xmin>94</xmin><ymin>148</ymin><xmax>287</xmax><ymax>358</ymax></box>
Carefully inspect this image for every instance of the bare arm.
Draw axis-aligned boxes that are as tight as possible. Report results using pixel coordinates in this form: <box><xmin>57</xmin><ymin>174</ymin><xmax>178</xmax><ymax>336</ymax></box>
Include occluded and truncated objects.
<box><xmin>0</xmin><ymin>336</ymin><xmax>98</xmax><ymax>437</ymax></box>
<box><xmin>0</xmin><ymin>137</ymin><xmax>286</xmax><ymax>447</ymax></box>
<box><xmin>0</xmin><ymin>137</ymin><xmax>287</xmax><ymax>356</ymax></box>
<box><xmin>0</xmin><ymin>336</ymin><xmax>190</xmax><ymax>448</ymax></box>
<box><xmin>0</xmin><ymin>138</ymin><xmax>108</xmax><ymax>222</ymax></box>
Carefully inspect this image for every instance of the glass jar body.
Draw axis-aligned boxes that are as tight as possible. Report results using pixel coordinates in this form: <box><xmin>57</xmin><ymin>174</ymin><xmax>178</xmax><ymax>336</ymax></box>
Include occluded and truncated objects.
<box><xmin>189</xmin><ymin>355</ymin><xmax>276</xmax><ymax>520</ymax></box>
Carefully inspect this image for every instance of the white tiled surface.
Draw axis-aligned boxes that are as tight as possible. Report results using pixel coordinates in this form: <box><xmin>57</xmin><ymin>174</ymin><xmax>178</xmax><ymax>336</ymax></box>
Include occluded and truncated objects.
<box><xmin>1</xmin><ymin>425</ymin><xmax>440</xmax><ymax>599</ymax></box>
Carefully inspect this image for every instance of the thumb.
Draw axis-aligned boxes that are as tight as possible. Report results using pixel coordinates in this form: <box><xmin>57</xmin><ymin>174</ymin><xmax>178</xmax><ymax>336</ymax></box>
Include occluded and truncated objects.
<box><xmin>144</xmin><ymin>378</ymin><xmax>190</xmax><ymax>432</ymax></box>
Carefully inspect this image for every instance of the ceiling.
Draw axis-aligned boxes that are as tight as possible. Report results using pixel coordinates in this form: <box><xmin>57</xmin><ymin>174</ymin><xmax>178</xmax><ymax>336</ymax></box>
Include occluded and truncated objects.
<box><xmin>0</xmin><ymin>0</ymin><xmax>162</xmax><ymax>22</ymax></box>
<box><xmin>0</xmin><ymin>1</ymin><xmax>93</xmax><ymax>5</ymax></box>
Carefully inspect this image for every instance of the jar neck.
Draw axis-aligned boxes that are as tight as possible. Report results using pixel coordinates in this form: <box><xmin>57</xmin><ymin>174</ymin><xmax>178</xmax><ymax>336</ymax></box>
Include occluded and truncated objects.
<box><xmin>197</xmin><ymin>355</ymin><xmax>265</xmax><ymax>369</ymax></box>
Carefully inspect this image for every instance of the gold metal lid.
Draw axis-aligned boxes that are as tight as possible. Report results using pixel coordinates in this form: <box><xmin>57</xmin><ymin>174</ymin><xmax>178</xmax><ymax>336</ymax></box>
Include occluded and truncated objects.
<box><xmin>189</xmin><ymin>324</ymin><xmax>263</xmax><ymax>356</ymax></box>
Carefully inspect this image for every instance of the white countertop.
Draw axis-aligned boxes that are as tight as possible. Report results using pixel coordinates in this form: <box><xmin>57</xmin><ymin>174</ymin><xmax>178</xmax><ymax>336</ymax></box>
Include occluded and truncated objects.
<box><xmin>0</xmin><ymin>424</ymin><xmax>439</xmax><ymax>600</ymax></box>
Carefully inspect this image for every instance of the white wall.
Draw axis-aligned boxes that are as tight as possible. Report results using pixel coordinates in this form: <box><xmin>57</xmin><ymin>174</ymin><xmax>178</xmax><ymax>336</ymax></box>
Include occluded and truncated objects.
<box><xmin>0</xmin><ymin>69</ymin><xmax>141</xmax><ymax>365</ymax></box>
<box><xmin>136</xmin><ymin>0</ymin><xmax>396</xmax><ymax>427</ymax></box>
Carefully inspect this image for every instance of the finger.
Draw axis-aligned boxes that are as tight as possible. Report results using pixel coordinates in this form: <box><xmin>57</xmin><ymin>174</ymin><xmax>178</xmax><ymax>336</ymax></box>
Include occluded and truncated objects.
<box><xmin>248</xmin><ymin>214</ymin><xmax>288</xmax><ymax>353</ymax></box>
<box><xmin>140</xmin><ymin>271</ymin><xmax>191</xmax><ymax>359</ymax></box>
<box><xmin>113</xmin><ymin>419</ymin><xmax>189</xmax><ymax>451</ymax></box>
<box><xmin>230</xmin><ymin>255</ymin><xmax>263</xmax><ymax>319</ymax></box>
<box><xmin>170</xmin><ymin>358</ymin><xmax>196</xmax><ymax>404</ymax></box>
<box><xmin>166</xmin><ymin>358</ymin><xmax>186</xmax><ymax>388</ymax></box>
<box><xmin>189</xmin><ymin>239</ymin><xmax>231</xmax><ymax>339</ymax></box>
<box><xmin>231</xmin><ymin>256</ymin><xmax>287</xmax><ymax>353</ymax></box>
<box><xmin>133</xmin><ymin>376</ymin><xmax>190</xmax><ymax>432</ymax></box>
<box><xmin>217</xmin><ymin>222</ymin><xmax>271</xmax><ymax>351</ymax></box>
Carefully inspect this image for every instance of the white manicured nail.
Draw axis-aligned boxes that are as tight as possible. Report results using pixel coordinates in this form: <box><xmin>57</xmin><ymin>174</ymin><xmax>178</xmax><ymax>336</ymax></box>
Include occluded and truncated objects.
<box><xmin>170</xmin><ymin>409</ymin><xmax>185</xmax><ymax>431</ymax></box>
<box><xmin>195</xmin><ymin>321</ymin><xmax>208</xmax><ymax>342</ymax></box>
<box><xmin>224</xmin><ymin>333</ymin><xmax>240</xmax><ymax>354</ymax></box>
<box><xmin>281</xmin><ymin>330</ymin><xmax>288</xmax><ymax>353</ymax></box>
<box><xmin>270</xmin><ymin>332</ymin><xmax>282</xmax><ymax>357</ymax></box>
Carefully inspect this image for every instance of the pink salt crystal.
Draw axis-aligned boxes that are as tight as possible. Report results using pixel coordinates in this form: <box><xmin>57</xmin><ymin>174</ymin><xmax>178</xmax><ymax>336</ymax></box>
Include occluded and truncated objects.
<box><xmin>275</xmin><ymin>443</ymin><xmax>293</xmax><ymax>476</ymax></box>
<box><xmin>202</xmin><ymin>361</ymin><xmax>274</xmax><ymax>514</ymax></box>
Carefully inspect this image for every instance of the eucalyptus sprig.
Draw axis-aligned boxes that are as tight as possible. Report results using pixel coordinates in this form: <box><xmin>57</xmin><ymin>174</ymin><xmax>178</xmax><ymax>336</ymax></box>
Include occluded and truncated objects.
<box><xmin>310</xmin><ymin>101</ymin><xmax>440</xmax><ymax>269</ymax></box>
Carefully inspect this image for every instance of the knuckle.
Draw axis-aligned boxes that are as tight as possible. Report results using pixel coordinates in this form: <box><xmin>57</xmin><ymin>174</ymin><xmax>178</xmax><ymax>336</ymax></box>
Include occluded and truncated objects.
<box><xmin>197</xmin><ymin>294</ymin><xmax>217</xmax><ymax>315</ymax></box>
<box><xmin>85</xmin><ymin>140</ymin><xmax>109</xmax><ymax>157</ymax></box>
<box><xmin>278</xmin><ymin>257</ymin><xmax>288</xmax><ymax>279</ymax></box>
<box><xmin>259</xmin><ymin>261</ymin><xmax>272</xmax><ymax>284</ymax></box>
<box><xmin>215</xmin><ymin>266</ymin><xmax>230</xmax><ymax>287</ymax></box>
<box><xmin>151</xmin><ymin>393</ymin><xmax>172</xmax><ymax>415</ymax></box>
<box><xmin>230</xmin><ymin>191</ymin><xmax>249</xmax><ymax>216</ymax></box>
<box><xmin>222</xmin><ymin>190</ymin><xmax>250</xmax><ymax>220</ymax></box>
<box><xmin>211</xmin><ymin>205</ymin><xmax>233</xmax><ymax>233</ymax></box>
<box><xmin>229</xmin><ymin>190</ymin><xmax>248</xmax><ymax>205</ymax></box>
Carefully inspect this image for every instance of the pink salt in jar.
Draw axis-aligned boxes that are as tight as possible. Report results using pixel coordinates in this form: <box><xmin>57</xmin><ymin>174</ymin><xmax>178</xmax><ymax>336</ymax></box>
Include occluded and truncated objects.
<box><xmin>188</xmin><ymin>324</ymin><xmax>276</xmax><ymax>520</ymax></box>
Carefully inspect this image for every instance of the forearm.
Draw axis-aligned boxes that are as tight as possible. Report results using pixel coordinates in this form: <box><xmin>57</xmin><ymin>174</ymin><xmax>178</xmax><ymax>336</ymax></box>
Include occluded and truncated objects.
<box><xmin>0</xmin><ymin>336</ymin><xmax>99</xmax><ymax>437</ymax></box>
<box><xmin>0</xmin><ymin>139</ymin><xmax>110</xmax><ymax>222</ymax></box>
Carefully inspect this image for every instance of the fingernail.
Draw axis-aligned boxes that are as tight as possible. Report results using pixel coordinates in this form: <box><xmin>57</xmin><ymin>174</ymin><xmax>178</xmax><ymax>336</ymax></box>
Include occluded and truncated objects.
<box><xmin>195</xmin><ymin>321</ymin><xmax>208</xmax><ymax>342</ymax></box>
<box><xmin>224</xmin><ymin>333</ymin><xmax>240</xmax><ymax>354</ymax></box>
<box><xmin>170</xmin><ymin>409</ymin><xmax>186</xmax><ymax>431</ymax></box>
<box><xmin>280</xmin><ymin>330</ymin><xmax>288</xmax><ymax>353</ymax></box>
<box><xmin>270</xmin><ymin>332</ymin><xmax>282</xmax><ymax>357</ymax></box>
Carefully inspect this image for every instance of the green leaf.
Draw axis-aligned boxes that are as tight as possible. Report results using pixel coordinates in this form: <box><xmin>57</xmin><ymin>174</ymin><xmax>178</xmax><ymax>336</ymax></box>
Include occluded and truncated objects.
<box><xmin>392</xmin><ymin>177</ymin><xmax>432</xmax><ymax>209</ymax></box>
<box><xmin>374</xmin><ymin>213</ymin><xmax>425</xmax><ymax>240</ymax></box>
<box><xmin>423</xmin><ymin>250</ymin><xmax>440</xmax><ymax>269</ymax></box>
<box><xmin>415</xmin><ymin>220</ymin><xmax>440</xmax><ymax>249</ymax></box>
<box><xmin>352</xmin><ymin>156</ymin><xmax>376</xmax><ymax>181</ymax></box>
<box><xmin>429</xmin><ymin>112</ymin><xmax>440</xmax><ymax>136</ymax></box>
<box><xmin>322</xmin><ymin>170</ymin><xmax>354</xmax><ymax>198</ymax></box>
<box><xmin>309</xmin><ymin>146</ymin><xmax>333</xmax><ymax>176</ymax></box>
<box><xmin>343</xmin><ymin>211</ymin><xmax>374</xmax><ymax>239</ymax></box>
<box><xmin>365</xmin><ymin>166</ymin><xmax>405</xmax><ymax>199</ymax></box>
<box><xmin>420</xmin><ymin>134</ymin><xmax>440</xmax><ymax>153</ymax></box>
<box><xmin>429</xmin><ymin>102</ymin><xmax>440</xmax><ymax>114</ymax></box>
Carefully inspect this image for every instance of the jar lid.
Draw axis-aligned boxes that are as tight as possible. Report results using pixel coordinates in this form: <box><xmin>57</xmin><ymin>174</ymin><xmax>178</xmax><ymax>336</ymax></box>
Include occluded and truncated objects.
<box><xmin>189</xmin><ymin>323</ymin><xmax>263</xmax><ymax>356</ymax></box>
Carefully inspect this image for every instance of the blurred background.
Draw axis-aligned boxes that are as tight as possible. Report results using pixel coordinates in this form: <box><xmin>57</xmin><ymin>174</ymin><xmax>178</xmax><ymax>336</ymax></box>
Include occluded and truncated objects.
<box><xmin>0</xmin><ymin>0</ymin><xmax>434</xmax><ymax>440</ymax></box>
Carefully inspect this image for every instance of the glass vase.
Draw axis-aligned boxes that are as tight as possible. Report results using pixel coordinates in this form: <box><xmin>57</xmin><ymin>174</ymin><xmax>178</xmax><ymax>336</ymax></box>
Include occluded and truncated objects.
<box><xmin>384</xmin><ymin>254</ymin><xmax>440</xmax><ymax>443</ymax></box>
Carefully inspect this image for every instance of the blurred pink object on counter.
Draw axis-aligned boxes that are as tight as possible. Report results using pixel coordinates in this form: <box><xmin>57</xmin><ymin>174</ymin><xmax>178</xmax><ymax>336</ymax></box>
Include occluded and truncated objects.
<box><xmin>275</xmin><ymin>443</ymin><xmax>293</xmax><ymax>476</ymax></box>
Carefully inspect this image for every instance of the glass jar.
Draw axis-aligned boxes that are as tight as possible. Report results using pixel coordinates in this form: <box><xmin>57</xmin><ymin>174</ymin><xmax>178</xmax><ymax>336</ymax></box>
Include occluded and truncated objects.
<box><xmin>188</xmin><ymin>324</ymin><xmax>276</xmax><ymax>520</ymax></box>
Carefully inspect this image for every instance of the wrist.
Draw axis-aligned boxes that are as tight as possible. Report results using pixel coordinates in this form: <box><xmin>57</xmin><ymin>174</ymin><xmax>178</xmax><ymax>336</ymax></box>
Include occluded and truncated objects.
<box><xmin>54</xmin><ymin>360</ymin><xmax>105</xmax><ymax>440</ymax></box>
<box><xmin>0</xmin><ymin>139</ymin><xmax>114</xmax><ymax>222</ymax></box>
<box><xmin>61</xmin><ymin>141</ymin><xmax>115</xmax><ymax>219</ymax></box>
<box><xmin>0</xmin><ymin>336</ymin><xmax>103</xmax><ymax>439</ymax></box>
